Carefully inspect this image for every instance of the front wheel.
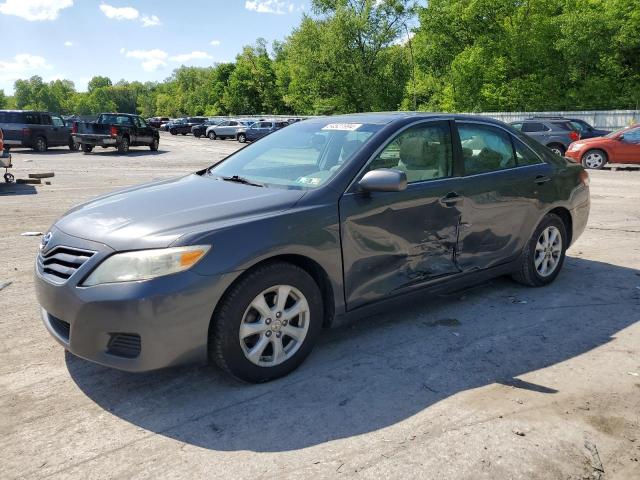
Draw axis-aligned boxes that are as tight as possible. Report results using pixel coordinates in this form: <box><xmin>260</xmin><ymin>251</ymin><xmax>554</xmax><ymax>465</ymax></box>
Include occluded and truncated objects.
<box><xmin>512</xmin><ymin>213</ymin><xmax>567</xmax><ymax>287</ymax></box>
<box><xmin>582</xmin><ymin>149</ymin><xmax>607</xmax><ymax>170</ymax></box>
<box><xmin>237</xmin><ymin>133</ymin><xmax>246</xmax><ymax>143</ymax></box>
<box><xmin>208</xmin><ymin>131</ymin><xmax>217</xmax><ymax>140</ymax></box>
<box><xmin>82</xmin><ymin>144</ymin><xmax>93</xmax><ymax>153</ymax></box>
<box><xmin>149</xmin><ymin>138</ymin><xmax>159</xmax><ymax>151</ymax></box>
<box><xmin>194</xmin><ymin>133</ymin><xmax>201</xmax><ymax>138</ymax></box>
<box><xmin>209</xmin><ymin>262</ymin><xmax>323</xmax><ymax>383</ymax></box>
<box><xmin>68</xmin><ymin>139</ymin><xmax>79</xmax><ymax>151</ymax></box>
<box><xmin>170</xmin><ymin>129</ymin><xmax>177</xmax><ymax>135</ymax></box>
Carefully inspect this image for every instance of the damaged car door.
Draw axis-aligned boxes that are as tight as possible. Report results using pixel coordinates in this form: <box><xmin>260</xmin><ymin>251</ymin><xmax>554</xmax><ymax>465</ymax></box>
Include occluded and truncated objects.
<box><xmin>340</xmin><ymin>120</ymin><xmax>464</xmax><ymax>308</ymax></box>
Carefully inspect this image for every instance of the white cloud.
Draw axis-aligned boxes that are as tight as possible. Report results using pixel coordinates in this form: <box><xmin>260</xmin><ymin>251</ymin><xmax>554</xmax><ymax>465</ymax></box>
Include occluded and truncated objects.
<box><xmin>0</xmin><ymin>0</ymin><xmax>73</xmax><ymax>21</ymax></box>
<box><xmin>99</xmin><ymin>3</ymin><xmax>138</xmax><ymax>20</ymax></box>
<box><xmin>245</xmin><ymin>0</ymin><xmax>293</xmax><ymax>15</ymax></box>
<box><xmin>169</xmin><ymin>51</ymin><xmax>212</xmax><ymax>63</ymax></box>
<box><xmin>0</xmin><ymin>53</ymin><xmax>52</xmax><ymax>82</ymax></box>
<box><xmin>64</xmin><ymin>41</ymin><xmax>73</xmax><ymax>47</ymax></box>
<box><xmin>121</xmin><ymin>48</ymin><xmax>168</xmax><ymax>72</ymax></box>
<box><xmin>141</xmin><ymin>14</ymin><xmax>161</xmax><ymax>27</ymax></box>
<box><xmin>210</xmin><ymin>40</ymin><xmax>221</xmax><ymax>46</ymax></box>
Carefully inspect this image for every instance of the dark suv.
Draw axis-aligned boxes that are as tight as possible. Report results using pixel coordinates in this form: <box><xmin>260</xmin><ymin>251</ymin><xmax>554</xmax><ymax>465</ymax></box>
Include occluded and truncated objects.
<box><xmin>528</xmin><ymin>116</ymin><xmax>610</xmax><ymax>139</ymax></box>
<box><xmin>169</xmin><ymin>117</ymin><xmax>208</xmax><ymax>135</ymax></box>
<box><xmin>510</xmin><ymin>119</ymin><xmax>580</xmax><ymax>156</ymax></box>
<box><xmin>0</xmin><ymin>110</ymin><xmax>76</xmax><ymax>152</ymax></box>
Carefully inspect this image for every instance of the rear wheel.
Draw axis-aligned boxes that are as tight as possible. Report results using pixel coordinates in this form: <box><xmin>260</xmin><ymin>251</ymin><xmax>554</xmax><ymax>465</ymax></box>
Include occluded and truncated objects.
<box><xmin>82</xmin><ymin>144</ymin><xmax>93</xmax><ymax>153</ymax></box>
<box><xmin>149</xmin><ymin>137</ymin><xmax>159</xmax><ymax>151</ymax></box>
<box><xmin>547</xmin><ymin>144</ymin><xmax>565</xmax><ymax>156</ymax></box>
<box><xmin>208</xmin><ymin>131</ymin><xmax>217</xmax><ymax>140</ymax></box>
<box><xmin>117</xmin><ymin>137</ymin><xmax>130</xmax><ymax>154</ymax></box>
<box><xmin>170</xmin><ymin>129</ymin><xmax>177</xmax><ymax>135</ymax></box>
<box><xmin>68</xmin><ymin>139</ymin><xmax>79</xmax><ymax>151</ymax></box>
<box><xmin>209</xmin><ymin>262</ymin><xmax>323</xmax><ymax>383</ymax></box>
<box><xmin>237</xmin><ymin>133</ymin><xmax>246</xmax><ymax>143</ymax></box>
<box><xmin>33</xmin><ymin>136</ymin><xmax>47</xmax><ymax>153</ymax></box>
<box><xmin>512</xmin><ymin>213</ymin><xmax>567</xmax><ymax>287</ymax></box>
<box><xmin>582</xmin><ymin>149</ymin><xmax>607</xmax><ymax>170</ymax></box>
<box><xmin>181</xmin><ymin>132</ymin><xmax>187</xmax><ymax>136</ymax></box>
<box><xmin>194</xmin><ymin>132</ymin><xmax>201</xmax><ymax>138</ymax></box>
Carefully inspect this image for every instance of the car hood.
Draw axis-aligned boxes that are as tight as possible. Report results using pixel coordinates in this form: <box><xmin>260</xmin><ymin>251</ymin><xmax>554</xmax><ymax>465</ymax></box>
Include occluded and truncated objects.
<box><xmin>575</xmin><ymin>136</ymin><xmax>610</xmax><ymax>145</ymax></box>
<box><xmin>55</xmin><ymin>174</ymin><xmax>306</xmax><ymax>251</ymax></box>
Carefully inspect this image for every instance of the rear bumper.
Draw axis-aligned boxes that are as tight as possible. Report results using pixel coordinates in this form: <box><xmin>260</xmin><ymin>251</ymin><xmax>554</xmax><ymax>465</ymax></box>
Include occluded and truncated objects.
<box><xmin>73</xmin><ymin>135</ymin><xmax>117</xmax><ymax>146</ymax></box>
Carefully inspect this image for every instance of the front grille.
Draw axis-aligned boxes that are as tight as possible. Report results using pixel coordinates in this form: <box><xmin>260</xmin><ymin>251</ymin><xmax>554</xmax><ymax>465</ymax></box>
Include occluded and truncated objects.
<box><xmin>107</xmin><ymin>333</ymin><xmax>141</xmax><ymax>358</ymax></box>
<box><xmin>38</xmin><ymin>246</ymin><xmax>95</xmax><ymax>283</ymax></box>
<box><xmin>49</xmin><ymin>315</ymin><xmax>70</xmax><ymax>340</ymax></box>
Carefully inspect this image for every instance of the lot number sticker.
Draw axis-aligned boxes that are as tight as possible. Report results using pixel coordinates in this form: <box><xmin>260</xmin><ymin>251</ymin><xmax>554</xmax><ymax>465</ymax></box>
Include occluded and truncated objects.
<box><xmin>321</xmin><ymin>123</ymin><xmax>362</xmax><ymax>131</ymax></box>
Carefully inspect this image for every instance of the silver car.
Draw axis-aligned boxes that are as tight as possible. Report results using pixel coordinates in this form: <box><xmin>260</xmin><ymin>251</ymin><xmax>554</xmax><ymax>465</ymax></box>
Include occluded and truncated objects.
<box><xmin>206</xmin><ymin>120</ymin><xmax>254</xmax><ymax>140</ymax></box>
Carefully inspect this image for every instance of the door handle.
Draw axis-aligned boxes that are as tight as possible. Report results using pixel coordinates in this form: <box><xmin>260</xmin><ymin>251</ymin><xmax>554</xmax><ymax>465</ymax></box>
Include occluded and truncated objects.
<box><xmin>439</xmin><ymin>192</ymin><xmax>462</xmax><ymax>206</ymax></box>
<box><xmin>535</xmin><ymin>175</ymin><xmax>551</xmax><ymax>185</ymax></box>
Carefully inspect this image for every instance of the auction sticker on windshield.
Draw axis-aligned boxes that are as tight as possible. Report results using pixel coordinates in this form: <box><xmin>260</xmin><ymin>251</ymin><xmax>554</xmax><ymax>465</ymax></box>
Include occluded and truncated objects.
<box><xmin>321</xmin><ymin>123</ymin><xmax>362</xmax><ymax>131</ymax></box>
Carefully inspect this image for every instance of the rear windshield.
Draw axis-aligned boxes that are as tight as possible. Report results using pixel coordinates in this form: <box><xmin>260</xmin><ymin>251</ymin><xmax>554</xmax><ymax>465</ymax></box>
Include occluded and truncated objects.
<box><xmin>98</xmin><ymin>114</ymin><xmax>133</xmax><ymax>125</ymax></box>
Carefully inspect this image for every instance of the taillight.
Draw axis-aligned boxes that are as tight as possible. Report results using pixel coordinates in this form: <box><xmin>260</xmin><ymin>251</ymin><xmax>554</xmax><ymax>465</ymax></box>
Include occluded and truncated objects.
<box><xmin>569</xmin><ymin>130</ymin><xmax>579</xmax><ymax>142</ymax></box>
<box><xmin>110</xmin><ymin>126</ymin><xmax>118</xmax><ymax>138</ymax></box>
<box><xmin>71</xmin><ymin>122</ymin><xmax>77</xmax><ymax>134</ymax></box>
<box><xmin>22</xmin><ymin>128</ymin><xmax>31</xmax><ymax>137</ymax></box>
<box><xmin>579</xmin><ymin>170</ymin><xmax>589</xmax><ymax>187</ymax></box>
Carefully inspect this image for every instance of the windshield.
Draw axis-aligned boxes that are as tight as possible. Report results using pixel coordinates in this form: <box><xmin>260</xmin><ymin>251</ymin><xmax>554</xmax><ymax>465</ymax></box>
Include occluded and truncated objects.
<box><xmin>605</xmin><ymin>126</ymin><xmax>635</xmax><ymax>138</ymax></box>
<box><xmin>208</xmin><ymin>119</ymin><xmax>384</xmax><ymax>189</ymax></box>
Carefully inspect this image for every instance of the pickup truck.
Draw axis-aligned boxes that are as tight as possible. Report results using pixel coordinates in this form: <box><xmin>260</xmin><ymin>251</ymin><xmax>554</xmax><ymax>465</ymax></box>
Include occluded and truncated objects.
<box><xmin>72</xmin><ymin>113</ymin><xmax>159</xmax><ymax>154</ymax></box>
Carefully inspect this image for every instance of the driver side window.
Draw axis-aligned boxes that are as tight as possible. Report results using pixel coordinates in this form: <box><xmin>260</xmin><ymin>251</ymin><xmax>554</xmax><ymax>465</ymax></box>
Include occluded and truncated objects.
<box><xmin>367</xmin><ymin>122</ymin><xmax>453</xmax><ymax>183</ymax></box>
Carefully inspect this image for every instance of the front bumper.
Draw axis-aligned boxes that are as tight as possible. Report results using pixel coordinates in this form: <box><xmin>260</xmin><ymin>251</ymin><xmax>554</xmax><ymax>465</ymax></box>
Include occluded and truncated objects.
<box><xmin>35</xmin><ymin>228</ymin><xmax>240</xmax><ymax>371</ymax></box>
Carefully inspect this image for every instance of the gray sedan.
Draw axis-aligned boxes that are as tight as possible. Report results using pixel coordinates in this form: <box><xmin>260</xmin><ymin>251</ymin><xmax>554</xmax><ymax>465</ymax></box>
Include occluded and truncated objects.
<box><xmin>35</xmin><ymin>113</ymin><xmax>590</xmax><ymax>382</ymax></box>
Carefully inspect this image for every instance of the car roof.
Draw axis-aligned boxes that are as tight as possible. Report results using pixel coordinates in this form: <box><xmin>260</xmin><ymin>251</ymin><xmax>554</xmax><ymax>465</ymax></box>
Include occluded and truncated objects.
<box><xmin>304</xmin><ymin>112</ymin><xmax>509</xmax><ymax>127</ymax></box>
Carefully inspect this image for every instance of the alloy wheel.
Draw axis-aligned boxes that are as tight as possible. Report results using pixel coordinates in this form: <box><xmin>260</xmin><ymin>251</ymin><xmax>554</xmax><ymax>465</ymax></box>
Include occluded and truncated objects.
<box><xmin>239</xmin><ymin>285</ymin><xmax>310</xmax><ymax>367</ymax></box>
<box><xmin>534</xmin><ymin>226</ymin><xmax>562</xmax><ymax>277</ymax></box>
<box><xmin>584</xmin><ymin>152</ymin><xmax>604</xmax><ymax>169</ymax></box>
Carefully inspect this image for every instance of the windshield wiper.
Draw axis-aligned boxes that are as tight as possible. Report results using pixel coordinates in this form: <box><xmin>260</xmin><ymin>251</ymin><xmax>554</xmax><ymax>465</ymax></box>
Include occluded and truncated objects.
<box><xmin>221</xmin><ymin>175</ymin><xmax>264</xmax><ymax>187</ymax></box>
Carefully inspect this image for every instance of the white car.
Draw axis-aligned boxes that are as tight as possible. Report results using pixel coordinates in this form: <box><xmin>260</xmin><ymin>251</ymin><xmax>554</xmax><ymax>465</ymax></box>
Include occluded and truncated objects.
<box><xmin>206</xmin><ymin>120</ymin><xmax>254</xmax><ymax>140</ymax></box>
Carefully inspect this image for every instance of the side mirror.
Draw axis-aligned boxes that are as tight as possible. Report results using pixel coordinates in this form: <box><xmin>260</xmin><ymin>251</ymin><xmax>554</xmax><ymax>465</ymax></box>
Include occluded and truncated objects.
<box><xmin>358</xmin><ymin>169</ymin><xmax>407</xmax><ymax>193</ymax></box>
<box><xmin>617</xmin><ymin>134</ymin><xmax>624</xmax><ymax>141</ymax></box>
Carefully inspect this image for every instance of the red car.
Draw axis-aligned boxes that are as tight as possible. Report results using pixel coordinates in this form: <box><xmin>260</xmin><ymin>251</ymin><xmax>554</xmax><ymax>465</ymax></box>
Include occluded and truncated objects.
<box><xmin>566</xmin><ymin>124</ymin><xmax>640</xmax><ymax>169</ymax></box>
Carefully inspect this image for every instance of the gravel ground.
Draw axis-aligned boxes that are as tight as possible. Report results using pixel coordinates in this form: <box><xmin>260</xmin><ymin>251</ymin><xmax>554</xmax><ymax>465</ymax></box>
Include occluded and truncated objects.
<box><xmin>1</xmin><ymin>132</ymin><xmax>639</xmax><ymax>479</ymax></box>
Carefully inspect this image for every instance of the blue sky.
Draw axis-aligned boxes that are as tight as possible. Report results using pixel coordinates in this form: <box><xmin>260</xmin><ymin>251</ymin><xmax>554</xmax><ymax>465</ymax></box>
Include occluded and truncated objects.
<box><xmin>0</xmin><ymin>0</ymin><xmax>311</xmax><ymax>94</ymax></box>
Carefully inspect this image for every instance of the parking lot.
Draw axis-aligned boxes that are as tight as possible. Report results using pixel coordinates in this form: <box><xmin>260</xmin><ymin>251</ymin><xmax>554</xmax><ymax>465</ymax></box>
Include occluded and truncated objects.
<box><xmin>1</xmin><ymin>132</ymin><xmax>639</xmax><ymax>479</ymax></box>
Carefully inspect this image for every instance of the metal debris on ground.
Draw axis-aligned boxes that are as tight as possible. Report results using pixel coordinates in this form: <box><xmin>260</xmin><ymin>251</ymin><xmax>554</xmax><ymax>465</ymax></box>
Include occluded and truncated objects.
<box><xmin>0</xmin><ymin>281</ymin><xmax>12</xmax><ymax>292</ymax></box>
<box><xmin>20</xmin><ymin>231</ymin><xmax>43</xmax><ymax>236</ymax></box>
<box><xmin>17</xmin><ymin>178</ymin><xmax>41</xmax><ymax>184</ymax></box>
<box><xmin>28</xmin><ymin>172</ymin><xmax>55</xmax><ymax>179</ymax></box>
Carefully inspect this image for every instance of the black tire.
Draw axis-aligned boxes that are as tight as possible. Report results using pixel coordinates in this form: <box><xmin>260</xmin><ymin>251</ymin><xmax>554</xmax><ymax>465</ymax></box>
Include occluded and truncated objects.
<box><xmin>209</xmin><ymin>262</ymin><xmax>323</xmax><ymax>383</ymax></box>
<box><xmin>237</xmin><ymin>133</ymin><xmax>246</xmax><ymax>143</ymax></box>
<box><xmin>117</xmin><ymin>137</ymin><xmax>130</xmax><ymax>154</ymax></box>
<box><xmin>149</xmin><ymin>137</ymin><xmax>159</xmax><ymax>151</ymax></box>
<box><xmin>208</xmin><ymin>131</ymin><xmax>217</xmax><ymax>140</ymax></box>
<box><xmin>181</xmin><ymin>132</ymin><xmax>187</xmax><ymax>136</ymax></box>
<box><xmin>4</xmin><ymin>172</ymin><xmax>15</xmax><ymax>184</ymax></box>
<box><xmin>82</xmin><ymin>144</ymin><xmax>93</xmax><ymax>153</ymax></box>
<box><xmin>581</xmin><ymin>149</ymin><xmax>607</xmax><ymax>170</ymax></box>
<box><xmin>547</xmin><ymin>143</ymin><xmax>565</xmax><ymax>156</ymax></box>
<box><xmin>170</xmin><ymin>129</ymin><xmax>177</xmax><ymax>135</ymax></box>
<box><xmin>33</xmin><ymin>136</ymin><xmax>47</xmax><ymax>153</ymax></box>
<box><xmin>512</xmin><ymin>213</ymin><xmax>567</xmax><ymax>287</ymax></box>
<box><xmin>68</xmin><ymin>139</ymin><xmax>79</xmax><ymax>151</ymax></box>
<box><xmin>194</xmin><ymin>133</ymin><xmax>201</xmax><ymax>138</ymax></box>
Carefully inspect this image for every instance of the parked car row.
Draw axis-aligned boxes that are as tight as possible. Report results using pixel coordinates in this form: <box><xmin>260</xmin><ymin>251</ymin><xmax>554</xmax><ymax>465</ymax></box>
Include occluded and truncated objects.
<box><xmin>511</xmin><ymin>115</ymin><xmax>640</xmax><ymax>169</ymax></box>
<box><xmin>0</xmin><ymin>110</ymin><xmax>78</xmax><ymax>152</ymax></box>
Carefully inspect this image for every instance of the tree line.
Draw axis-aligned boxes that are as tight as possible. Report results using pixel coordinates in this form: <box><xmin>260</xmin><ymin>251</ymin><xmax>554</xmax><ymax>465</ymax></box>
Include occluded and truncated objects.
<box><xmin>1</xmin><ymin>0</ymin><xmax>638</xmax><ymax>117</ymax></box>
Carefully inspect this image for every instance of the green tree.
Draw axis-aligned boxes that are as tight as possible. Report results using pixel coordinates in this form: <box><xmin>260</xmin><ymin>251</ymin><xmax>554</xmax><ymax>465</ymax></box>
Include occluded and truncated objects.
<box><xmin>87</xmin><ymin>76</ymin><xmax>113</xmax><ymax>93</ymax></box>
<box><xmin>0</xmin><ymin>89</ymin><xmax>6</xmax><ymax>109</ymax></box>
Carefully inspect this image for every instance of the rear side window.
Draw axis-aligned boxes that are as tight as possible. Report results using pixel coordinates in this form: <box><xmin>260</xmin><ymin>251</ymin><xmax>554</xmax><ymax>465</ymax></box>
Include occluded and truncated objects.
<box><xmin>551</xmin><ymin>122</ymin><xmax>574</xmax><ymax>131</ymax></box>
<box><xmin>51</xmin><ymin>116</ymin><xmax>65</xmax><ymax>127</ymax></box>
<box><xmin>513</xmin><ymin>138</ymin><xmax>542</xmax><ymax>166</ymax></box>
<box><xmin>522</xmin><ymin>122</ymin><xmax>548</xmax><ymax>133</ymax></box>
<box><xmin>24</xmin><ymin>113</ymin><xmax>41</xmax><ymax>124</ymax></box>
<box><xmin>511</xmin><ymin>123</ymin><xmax>523</xmax><ymax>131</ymax></box>
<box><xmin>458</xmin><ymin>123</ymin><xmax>516</xmax><ymax>175</ymax></box>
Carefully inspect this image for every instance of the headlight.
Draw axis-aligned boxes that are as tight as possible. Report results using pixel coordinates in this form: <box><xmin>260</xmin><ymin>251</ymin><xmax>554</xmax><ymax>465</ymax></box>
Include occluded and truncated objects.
<box><xmin>82</xmin><ymin>245</ymin><xmax>210</xmax><ymax>286</ymax></box>
<box><xmin>569</xmin><ymin>143</ymin><xmax>583</xmax><ymax>151</ymax></box>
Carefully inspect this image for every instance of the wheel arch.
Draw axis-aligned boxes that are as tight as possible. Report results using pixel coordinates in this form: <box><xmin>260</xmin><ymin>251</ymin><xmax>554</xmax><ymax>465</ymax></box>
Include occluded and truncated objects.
<box><xmin>547</xmin><ymin>206</ymin><xmax>573</xmax><ymax>246</ymax></box>
<box><xmin>213</xmin><ymin>254</ymin><xmax>336</xmax><ymax>329</ymax></box>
